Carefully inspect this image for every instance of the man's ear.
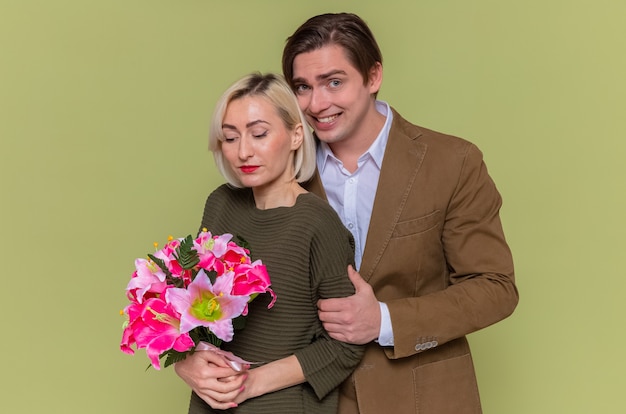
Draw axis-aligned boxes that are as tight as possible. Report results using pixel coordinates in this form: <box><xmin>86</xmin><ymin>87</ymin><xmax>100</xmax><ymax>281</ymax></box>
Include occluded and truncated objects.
<box><xmin>368</xmin><ymin>62</ymin><xmax>383</xmax><ymax>95</ymax></box>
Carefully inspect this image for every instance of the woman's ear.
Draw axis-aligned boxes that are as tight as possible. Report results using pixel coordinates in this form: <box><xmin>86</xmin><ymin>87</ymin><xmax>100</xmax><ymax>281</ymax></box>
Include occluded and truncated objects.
<box><xmin>291</xmin><ymin>123</ymin><xmax>304</xmax><ymax>150</ymax></box>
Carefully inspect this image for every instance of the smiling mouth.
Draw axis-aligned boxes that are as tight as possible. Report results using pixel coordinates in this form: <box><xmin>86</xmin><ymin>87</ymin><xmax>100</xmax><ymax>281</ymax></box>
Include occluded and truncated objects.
<box><xmin>315</xmin><ymin>114</ymin><xmax>340</xmax><ymax>124</ymax></box>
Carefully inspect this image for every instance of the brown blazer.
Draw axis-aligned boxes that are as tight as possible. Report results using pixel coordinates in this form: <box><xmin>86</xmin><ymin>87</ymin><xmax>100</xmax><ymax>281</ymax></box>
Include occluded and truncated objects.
<box><xmin>306</xmin><ymin>109</ymin><xmax>518</xmax><ymax>414</ymax></box>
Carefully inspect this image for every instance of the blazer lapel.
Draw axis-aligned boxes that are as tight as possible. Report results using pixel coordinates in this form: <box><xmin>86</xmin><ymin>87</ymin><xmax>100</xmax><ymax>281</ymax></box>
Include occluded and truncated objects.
<box><xmin>359</xmin><ymin>111</ymin><xmax>426</xmax><ymax>281</ymax></box>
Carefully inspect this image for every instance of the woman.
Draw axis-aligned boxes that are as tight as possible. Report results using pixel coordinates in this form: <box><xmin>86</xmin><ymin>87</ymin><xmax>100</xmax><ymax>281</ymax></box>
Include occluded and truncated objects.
<box><xmin>175</xmin><ymin>73</ymin><xmax>364</xmax><ymax>413</ymax></box>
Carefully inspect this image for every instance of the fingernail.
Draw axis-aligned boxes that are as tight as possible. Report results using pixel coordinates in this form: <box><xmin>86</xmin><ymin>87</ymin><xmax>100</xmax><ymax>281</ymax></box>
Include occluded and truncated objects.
<box><xmin>230</xmin><ymin>403</ymin><xmax>238</xmax><ymax>408</ymax></box>
<box><xmin>239</xmin><ymin>385</ymin><xmax>246</xmax><ymax>392</ymax></box>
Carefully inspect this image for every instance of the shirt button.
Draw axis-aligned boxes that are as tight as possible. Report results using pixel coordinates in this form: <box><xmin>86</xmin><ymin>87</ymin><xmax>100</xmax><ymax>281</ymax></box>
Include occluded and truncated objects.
<box><xmin>348</xmin><ymin>223</ymin><xmax>354</xmax><ymax>229</ymax></box>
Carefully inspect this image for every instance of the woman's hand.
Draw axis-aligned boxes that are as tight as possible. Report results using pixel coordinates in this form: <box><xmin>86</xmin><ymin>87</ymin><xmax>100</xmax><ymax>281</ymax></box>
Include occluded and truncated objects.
<box><xmin>174</xmin><ymin>350</ymin><xmax>248</xmax><ymax>409</ymax></box>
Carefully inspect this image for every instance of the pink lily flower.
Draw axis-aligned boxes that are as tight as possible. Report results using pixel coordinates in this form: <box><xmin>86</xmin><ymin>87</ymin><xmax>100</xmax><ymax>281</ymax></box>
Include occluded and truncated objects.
<box><xmin>231</xmin><ymin>260</ymin><xmax>271</xmax><ymax>296</ymax></box>
<box><xmin>126</xmin><ymin>258</ymin><xmax>168</xmax><ymax>303</ymax></box>
<box><xmin>231</xmin><ymin>260</ymin><xmax>276</xmax><ymax>314</ymax></box>
<box><xmin>120</xmin><ymin>301</ymin><xmax>145</xmax><ymax>355</ymax></box>
<box><xmin>194</xmin><ymin>231</ymin><xmax>234</xmax><ymax>272</ymax></box>
<box><xmin>166</xmin><ymin>269</ymin><xmax>249</xmax><ymax>342</ymax></box>
<box><xmin>121</xmin><ymin>296</ymin><xmax>195</xmax><ymax>370</ymax></box>
<box><xmin>222</xmin><ymin>243</ymin><xmax>252</xmax><ymax>268</ymax></box>
<box><xmin>152</xmin><ymin>240</ymin><xmax>189</xmax><ymax>282</ymax></box>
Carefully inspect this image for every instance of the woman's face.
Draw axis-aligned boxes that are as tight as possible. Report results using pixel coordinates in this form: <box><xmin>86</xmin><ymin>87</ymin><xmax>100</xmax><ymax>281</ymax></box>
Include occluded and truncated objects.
<box><xmin>221</xmin><ymin>96</ymin><xmax>302</xmax><ymax>194</ymax></box>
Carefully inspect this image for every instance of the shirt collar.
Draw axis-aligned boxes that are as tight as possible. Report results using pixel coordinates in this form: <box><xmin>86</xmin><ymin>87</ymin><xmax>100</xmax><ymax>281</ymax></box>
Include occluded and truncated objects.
<box><xmin>317</xmin><ymin>100</ymin><xmax>393</xmax><ymax>172</ymax></box>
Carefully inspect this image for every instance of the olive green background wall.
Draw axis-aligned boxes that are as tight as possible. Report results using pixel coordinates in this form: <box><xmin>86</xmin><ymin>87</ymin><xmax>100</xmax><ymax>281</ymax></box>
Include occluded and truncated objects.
<box><xmin>1</xmin><ymin>1</ymin><xmax>624</xmax><ymax>413</ymax></box>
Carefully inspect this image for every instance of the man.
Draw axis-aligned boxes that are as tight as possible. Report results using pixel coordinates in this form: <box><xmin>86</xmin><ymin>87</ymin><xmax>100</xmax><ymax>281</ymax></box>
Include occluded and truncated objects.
<box><xmin>176</xmin><ymin>12</ymin><xmax>518</xmax><ymax>414</ymax></box>
<box><xmin>282</xmin><ymin>13</ymin><xmax>518</xmax><ymax>414</ymax></box>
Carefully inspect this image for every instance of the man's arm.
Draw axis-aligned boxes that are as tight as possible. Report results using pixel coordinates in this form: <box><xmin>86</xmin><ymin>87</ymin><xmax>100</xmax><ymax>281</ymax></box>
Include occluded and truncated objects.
<box><xmin>385</xmin><ymin>144</ymin><xmax>518</xmax><ymax>359</ymax></box>
<box><xmin>318</xmin><ymin>144</ymin><xmax>518</xmax><ymax>356</ymax></box>
<box><xmin>317</xmin><ymin>265</ymin><xmax>381</xmax><ymax>344</ymax></box>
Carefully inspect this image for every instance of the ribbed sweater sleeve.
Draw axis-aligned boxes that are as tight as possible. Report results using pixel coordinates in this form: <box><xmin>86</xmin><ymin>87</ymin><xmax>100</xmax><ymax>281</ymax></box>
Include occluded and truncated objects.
<box><xmin>290</xmin><ymin>196</ymin><xmax>364</xmax><ymax>399</ymax></box>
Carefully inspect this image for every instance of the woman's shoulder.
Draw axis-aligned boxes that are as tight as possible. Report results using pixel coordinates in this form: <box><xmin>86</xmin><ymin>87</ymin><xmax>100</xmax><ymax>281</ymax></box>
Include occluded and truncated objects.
<box><xmin>296</xmin><ymin>192</ymin><xmax>341</xmax><ymax>220</ymax></box>
<box><xmin>205</xmin><ymin>184</ymin><xmax>252</xmax><ymax>206</ymax></box>
<box><xmin>297</xmin><ymin>191</ymin><xmax>332</xmax><ymax>210</ymax></box>
<box><xmin>296</xmin><ymin>193</ymin><xmax>352</xmax><ymax>237</ymax></box>
<box><xmin>201</xmin><ymin>185</ymin><xmax>254</xmax><ymax>232</ymax></box>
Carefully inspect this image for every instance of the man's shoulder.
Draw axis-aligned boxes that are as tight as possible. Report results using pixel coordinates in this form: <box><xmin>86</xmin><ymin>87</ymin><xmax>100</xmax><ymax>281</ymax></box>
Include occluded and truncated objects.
<box><xmin>389</xmin><ymin>107</ymin><xmax>477</xmax><ymax>153</ymax></box>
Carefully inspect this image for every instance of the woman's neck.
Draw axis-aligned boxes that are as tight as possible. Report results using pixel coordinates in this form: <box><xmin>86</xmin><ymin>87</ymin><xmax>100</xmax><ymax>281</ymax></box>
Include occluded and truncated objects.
<box><xmin>252</xmin><ymin>180</ymin><xmax>307</xmax><ymax>210</ymax></box>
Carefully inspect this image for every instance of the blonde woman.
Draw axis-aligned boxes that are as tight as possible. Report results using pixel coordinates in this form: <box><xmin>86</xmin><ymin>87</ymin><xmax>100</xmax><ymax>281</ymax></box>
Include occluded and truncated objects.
<box><xmin>175</xmin><ymin>73</ymin><xmax>363</xmax><ymax>414</ymax></box>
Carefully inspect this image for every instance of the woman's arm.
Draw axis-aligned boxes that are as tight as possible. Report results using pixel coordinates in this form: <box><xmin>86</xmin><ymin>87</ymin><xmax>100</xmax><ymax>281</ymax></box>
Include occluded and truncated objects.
<box><xmin>235</xmin><ymin>355</ymin><xmax>305</xmax><ymax>404</ymax></box>
<box><xmin>176</xmin><ymin>351</ymin><xmax>306</xmax><ymax>408</ymax></box>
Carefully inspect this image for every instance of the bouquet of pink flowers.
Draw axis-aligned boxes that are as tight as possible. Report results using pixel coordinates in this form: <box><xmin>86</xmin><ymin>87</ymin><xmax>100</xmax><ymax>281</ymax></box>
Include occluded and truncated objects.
<box><xmin>120</xmin><ymin>229</ymin><xmax>275</xmax><ymax>370</ymax></box>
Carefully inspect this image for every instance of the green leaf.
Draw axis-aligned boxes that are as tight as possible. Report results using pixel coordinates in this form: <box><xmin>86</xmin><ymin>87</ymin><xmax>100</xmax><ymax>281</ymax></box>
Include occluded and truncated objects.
<box><xmin>205</xmin><ymin>270</ymin><xmax>218</xmax><ymax>285</ymax></box>
<box><xmin>166</xmin><ymin>274</ymin><xmax>186</xmax><ymax>288</ymax></box>
<box><xmin>147</xmin><ymin>254</ymin><xmax>172</xmax><ymax>277</ymax></box>
<box><xmin>232</xmin><ymin>315</ymin><xmax>247</xmax><ymax>331</ymax></box>
<box><xmin>175</xmin><ymin>235</ymin><xmax>200</xmax><ymax>270</ymax></box>
<box><xmin>161</xmin><ymin>349</ymin><xmax>191</xmax><ymax>369</ymax></box>
<box><xmin>191</xmin><ymin>328</ymin><xmax>222</xmax><ymax>348</ymax></box>
<box><xmin>236</xmin><ymin>235</ymin><xmax>250</xmax><ymax>250</ymax></box>
<box><xmin>147</xmin><ymin>253</ymin><xmax>185</xmax><ymax>288</ymax></box>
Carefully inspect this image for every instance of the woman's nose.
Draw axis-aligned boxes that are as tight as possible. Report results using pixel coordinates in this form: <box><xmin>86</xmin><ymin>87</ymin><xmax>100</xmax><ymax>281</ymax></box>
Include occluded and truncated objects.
<box><xmin>238</xmin><ymin>136</ymin><xmax>253</xmax><ymax>159</ymax></box>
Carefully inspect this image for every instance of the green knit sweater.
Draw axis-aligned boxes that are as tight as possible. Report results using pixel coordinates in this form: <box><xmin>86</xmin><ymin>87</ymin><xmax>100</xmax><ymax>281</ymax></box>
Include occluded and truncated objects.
<box><xmin>188</xmin><ymin>185</ymin><xmax>364</xmax><ymax>414</ymax></box>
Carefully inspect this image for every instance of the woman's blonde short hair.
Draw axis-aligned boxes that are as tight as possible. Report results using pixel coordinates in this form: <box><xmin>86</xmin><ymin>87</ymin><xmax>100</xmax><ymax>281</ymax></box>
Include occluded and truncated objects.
<box><xmin>209</xmin><ymin>72</ymin><xmax>316</xmax><ymax>188</ymax></box>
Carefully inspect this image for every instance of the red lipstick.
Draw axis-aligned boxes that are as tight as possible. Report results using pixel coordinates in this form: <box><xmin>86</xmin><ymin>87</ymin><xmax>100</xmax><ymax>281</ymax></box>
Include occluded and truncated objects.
<box><xmin>240</xmin><ymin>166</ymin><xmax>259</xmax><ymax>173</ymax></box>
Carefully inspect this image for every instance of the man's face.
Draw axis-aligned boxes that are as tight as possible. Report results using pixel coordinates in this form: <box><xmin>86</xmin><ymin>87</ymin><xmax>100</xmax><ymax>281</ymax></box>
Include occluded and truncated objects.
<box><xmin>291</xmin><ymin>44</ymin><xmax>381</xmax><ymax>148</ymax></box>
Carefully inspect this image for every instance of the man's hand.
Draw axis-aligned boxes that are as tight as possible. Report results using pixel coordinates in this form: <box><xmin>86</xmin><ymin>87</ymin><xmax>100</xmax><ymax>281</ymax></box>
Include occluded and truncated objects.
<box><xmin>317</xmin><ymin>265</ymin><xmax>381</xmax><ymax>344</ymax></box>
<box><xmin>174</xmin><ymin>350</ymin><xmax>248</xmax><ymax>409</ymax></box>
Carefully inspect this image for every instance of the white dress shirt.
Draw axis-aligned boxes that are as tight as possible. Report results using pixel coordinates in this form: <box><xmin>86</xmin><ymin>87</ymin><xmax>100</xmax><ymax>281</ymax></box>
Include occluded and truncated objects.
<box><xmin>316</xmin><ymin>100</ymin><xmax>395</xmax><ymax>346</ymax></box>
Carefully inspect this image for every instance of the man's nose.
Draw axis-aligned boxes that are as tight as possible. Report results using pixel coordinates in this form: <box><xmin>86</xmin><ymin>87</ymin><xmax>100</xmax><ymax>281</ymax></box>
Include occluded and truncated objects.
<box><xmin>308</xmin><ymin>89</ymin><xmax>330</xmax><ymax>114</ymax></box>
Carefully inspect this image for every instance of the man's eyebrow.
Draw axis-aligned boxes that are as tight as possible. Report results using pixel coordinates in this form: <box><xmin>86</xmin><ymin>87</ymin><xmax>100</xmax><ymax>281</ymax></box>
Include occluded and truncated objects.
<box><xmin>292</xmin><ymin>69</ymin><xmax>347</xmax><ymax>84</ymax></box>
